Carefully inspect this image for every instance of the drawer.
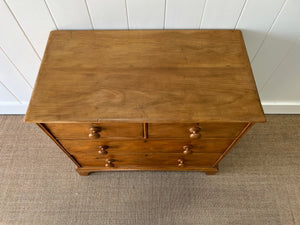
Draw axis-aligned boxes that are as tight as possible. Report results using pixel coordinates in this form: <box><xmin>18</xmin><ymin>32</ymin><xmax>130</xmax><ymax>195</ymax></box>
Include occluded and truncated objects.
<box><xmin>60</xmin><ymin>139</ymin><xmax>233</xmax><ymax>155</ymax></box>
<box><xmin>145</xmin><ymin>139</ymin><xmax>232</xmax><ymax>153</ymax></box>
<box><xmin>44</xmin><ymin>123</ymin><xmax>143</xmax><ymax>139</ymax></box>
<box><xmin>68</xmin><ymin>152</ymin><xmax>222</xmax><ymax>168</ymax></box>
<box><xmin>148</xmin><ymin>123</ymin><xmax>247</xmax><ymax>139</ymax></box>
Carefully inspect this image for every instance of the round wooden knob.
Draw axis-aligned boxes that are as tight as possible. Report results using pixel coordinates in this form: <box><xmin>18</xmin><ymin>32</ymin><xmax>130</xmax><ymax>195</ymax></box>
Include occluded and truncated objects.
<box><xmin>105</xmin><ymin>159</ymin><xmax>115</xmax><ymax>167</ymax></box>
<box><xmin>189</xmin><ymin>127</ymin><xmax>201</xmax><ymax>139</ymax></box>
<box><xmin>98</xmin><ymin>145</ymin><xmax>109</xmax><ymax>155</ymax></box>
<box><xmin>177</xmin><ymin>159</ymin><xmax>184</xmax><ymax>167</ymax></box>
<box><xmin>89</xmin><ymin>127</ymin><xmax>101</xmax><ymax>139</ymax></box>
<box><xmin>183</xmin><ymin>145</ymin><xmax>193</xmax><ymax>154</ymax></box>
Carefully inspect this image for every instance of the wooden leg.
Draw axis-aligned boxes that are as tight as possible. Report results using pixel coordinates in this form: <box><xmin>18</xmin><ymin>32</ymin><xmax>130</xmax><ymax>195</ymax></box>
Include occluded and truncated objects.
<box><xmin>76</xmin><ymin>168</ymin><xmax>91</xmax><ymax>176</ymax></box>
<box><xmin>205</xmin><ymin>165</ymin><xmax>218</xmax><ymax>175</ymax></box>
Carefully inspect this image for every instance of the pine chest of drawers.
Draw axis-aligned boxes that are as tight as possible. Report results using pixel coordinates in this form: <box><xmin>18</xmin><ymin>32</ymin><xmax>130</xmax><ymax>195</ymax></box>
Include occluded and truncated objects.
<box><xmin>25</xmin><ymin>30</ymin><xmax>265</xmax><ymax>176</ymax></box>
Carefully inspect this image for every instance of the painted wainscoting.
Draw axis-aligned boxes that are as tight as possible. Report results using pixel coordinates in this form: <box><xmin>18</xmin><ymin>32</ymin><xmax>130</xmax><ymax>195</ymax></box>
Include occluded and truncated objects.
<box><xmin>0</xmin><ymin>0</ymin><xmax>300</xmax><ymax>114</ymax></box>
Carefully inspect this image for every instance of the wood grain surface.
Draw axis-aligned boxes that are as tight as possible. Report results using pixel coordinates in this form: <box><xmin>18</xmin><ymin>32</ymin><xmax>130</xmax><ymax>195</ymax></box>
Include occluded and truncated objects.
<box><xmin>59</xmin><ymin>138</ymin><xmax>233</xmax><ymax>154</ymax></box>
<box><xmin>148</xmin><ymin>122</ymin><xmax>246</xmax><ymax>139</ymax></box>
<box><xmin>69</xmin><ymin>152</ymin><xmax>222</xmax><ymax>167</ymax></box>
<box><xmin>25</xmin><ymin>30</ymin><xmax>265</xmax><ymax>123</ymax></box>
<box><xmin>45</xmin><ymin>123</ymin><xmax>143</xmax><ymax>139</ymax></box>
<box><xmin>76</xmin><ymin>165</ymin><xmax>219</xmax><ymax>175</ymax></box>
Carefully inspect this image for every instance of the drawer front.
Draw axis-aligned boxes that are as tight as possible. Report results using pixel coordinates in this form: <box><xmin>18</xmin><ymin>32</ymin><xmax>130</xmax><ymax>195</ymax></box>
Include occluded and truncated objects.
<box><xmin>148</xmin><ymin>123</ymin><xmax>247</xmax><ymax>139</ymax></box>
<box><xmin>45</xmin><ymin>123</ymin><xmax>143</xmax><ymax>139</ymax></box>
<box><xmin>68</xmin><ymin>152</ymin><xmax>221</xmax><ymax>168</ymax></box>
<box><xmin>60</xmin><ymin>139</ymin><xmax>233</xmax><ymax>155</ymax></box>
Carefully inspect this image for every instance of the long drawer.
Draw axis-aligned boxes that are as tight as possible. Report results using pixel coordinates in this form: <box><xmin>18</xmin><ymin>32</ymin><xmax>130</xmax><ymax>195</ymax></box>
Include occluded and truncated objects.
<box><xmin>67</xmin><ymin>152</ymin><xmax>222</xmax><ymax>168</ymax></box>
<box><xmin>60</xmin><ymin>139</ymin><xmax>233</xmax><ymax>155</ymax></box>
<box><xmin>44</xmin><ymin>123</ymin><xmax>143</xmax><ymax>139</ymax></box>
<box><xmin>148</xmin><ymin>123</ymin><xmax>246</xmax><ymax>139</ymax></box>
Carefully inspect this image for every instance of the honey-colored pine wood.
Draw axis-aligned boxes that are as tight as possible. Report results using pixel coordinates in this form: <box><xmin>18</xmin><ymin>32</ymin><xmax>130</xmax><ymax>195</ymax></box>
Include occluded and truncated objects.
<box><xmin>70</xmin><ymin>153</ymin><xmax>222</xmax><ymax>168</ymax></box>
<box><xmin>25</xmin><ymin>30</ymin><xmax>265</xmax><ymax>123</ymax></box>
<box><xmin>25</xmin><ymin>30</ymin><xmax>266</xmax><ymax>176</ymax></box>
<box><xmin>143</xmin><ymin>123</ymin><xmax>148</xmax><ymax>139</ymax></box>
<box><xmin>59</xmin><ymin>138</ymin><xmax>234</xmax><ymax>154</ymax></box>
<box><xmin>37</xmin><ymin>123</ymin><xmax>81</xmax><ymax>167</ymax></box>
<box><xmin>212</xmin><ymin>123</ymin><xmax>254</xmax><ymax>167</ymax></box>
<box><xmin>205</xmin><ymin>169</ymin><xmax>219</xmax><ymax>175</ymax></box>
<box><xmin>148</xmin><ymin>123</ymin><xmax>247</xmax><ymax>139</ymax></box>
<box><xmin>76</xmin><ymin>166</ymin><xmax>219</xmax><ymax>176</ymax></box>
<box><xmin>44</xmin><ymin>123</ymin><xmax>143</xmax><ymax>139</ymax></box>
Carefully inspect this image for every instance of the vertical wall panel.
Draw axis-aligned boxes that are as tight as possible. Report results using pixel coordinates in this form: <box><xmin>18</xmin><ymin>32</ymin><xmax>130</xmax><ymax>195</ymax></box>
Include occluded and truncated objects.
<box><xmin>260</xmin><ymin>38</ymin><xmax>300</xmax><ymax>102</ymax></box>
<box><xmin>126</xmin><ymin>0</ymin><xmax>165</xmax><ymax>29</ymax></box>
<box><xmin>0</xmin><ymin>1</ymin><xmax>41</xmax><ymax>87</ymax></box>
<box><xmin>0</xmin><ymin>82</ymin><xmax>18</xmax><ymax>103</ymax></box>
<box><xmin>200</xmin><ymin>0</ymin><xmax>245</xmax><ymax>29</ymax></box>
<box><xmin>0</xmin><ymin>49</ymin><xmax>32</xmax><ymax>103</ymax></box>
<box><xmin>87</xmin><ymin>0</ymin><xmax>128</xmax><ymax>29</ymax></box>
<box><xmin>45</xmin><ymin>0</ymin><xmax>93</xmax><ymax>29</ymax></box>
<box><xmin>5</xmin><ymin>0</ymin><xmax>57</xmax><ymax>58</ymax></box>
<box><xmin>165</xmin><ymin>0</ymin><xmax>205</xmax><ymax>29</ymax></box>
<box><xmin>251</xmin><ymin>0</ymin><xmax>300</xmax><ymax>90</ymax></box>
<box><xmin>236</xmin><ymin>0</ymin><xmax>285</xmax><ymax>60</ymax></box>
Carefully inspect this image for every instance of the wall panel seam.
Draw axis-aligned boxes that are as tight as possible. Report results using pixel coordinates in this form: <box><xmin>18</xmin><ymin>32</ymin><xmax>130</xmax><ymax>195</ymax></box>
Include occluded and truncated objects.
<box><xmin>163</xmin><ymin>0</ymin><xmax>167</xmax><ymax>29</ymax></box>
<box><xmin>125</xmin><ymin>0</ymin><xmax>131</xmax><ymax>29</ymax></box>
<box><xmin>234</xmin><ymin>0</ymin><xmax>248</xmax><ymax>29</ymax></box>
<box><xmin>0</xmin><ymin>81</ymin><xmax>21</xmax><ymax>103</ymax></box>
<box><xmin>43</xmin><ymin>0</ymin><xmax>58</xmax><ymax>30</ymax></box>
<box><xmin>259</xmin><ymin>38</ymin><xmax>298</xmax><ymax>93</ymax></box>
<box><xmin>124</xmin><ymin>0</ymin><xmax>130</xmax><ymax>29</ymax></box>
<box><xmin>0</xmin><ymin>47</ymin><xmax>33</xmax><ymax>89</ymax></box>
<box><xmin>250</xmin><ymin>0</ymin><xmax>288</xmax><ymax>63</ymax></box>
<box><xmin>199</xmin><ymin>0</ymin><xmax>207</xmax><ymax>29</ymax></box>
<box><xmin>3</xmin><ymin>0</ymin><xmax>42</xmax><ymax>60</ymax></box>
<box><xmin>84</xmin><ymin>0</ymin><xmax>94</xmax><ymax>30</ymax></box>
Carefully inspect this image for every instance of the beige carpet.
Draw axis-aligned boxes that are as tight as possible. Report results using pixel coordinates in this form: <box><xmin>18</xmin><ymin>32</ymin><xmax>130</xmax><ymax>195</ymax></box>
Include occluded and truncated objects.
<box><xmin>0</xmin><ymin>115</ymin><xmax>299</xmax><ymax>225</ymax></box>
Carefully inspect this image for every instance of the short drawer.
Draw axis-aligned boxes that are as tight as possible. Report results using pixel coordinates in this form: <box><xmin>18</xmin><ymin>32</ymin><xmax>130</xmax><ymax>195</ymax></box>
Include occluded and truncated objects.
<box><xmin>148</xmin><ymin>123</ymin><xmax>247</xmax><ymax>139</ymax></box>
<box><xmin>145</xmin><ymin>139</ymin><xmax>233</xmax><ymax>154</ymax></box>
<box><xmin>68</xmin><ymin>152</ymin><xmax>221</xmax><ymax>168</ymax></box>
<box><xmin>60</xmin><ymin>139</ymin><xmax>233</xmax><ymax>155</ymax></box>
<box><xmin>44</xmin><ymin>123</ymin><xmax>143</xmax><ymax>139</ymax></box>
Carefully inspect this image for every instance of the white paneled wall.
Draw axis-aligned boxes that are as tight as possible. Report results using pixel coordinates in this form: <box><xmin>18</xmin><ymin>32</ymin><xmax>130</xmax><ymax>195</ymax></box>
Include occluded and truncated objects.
<box><xmin>87</xmin><ymin>0</ymin><xmax>128</xmax><ymax>29</ymax></box>
<box><xmin>126</xmin><ymin>0</ymin><xmax>165</xmax><ymax>29</ymax></box>
<box><xmin>0</xmin><ymin>0</ymin><xmax>41</xmax><ymax>87</ymax></box>
<box><xmin>45</xmin><ymin>0</ymin><xmax>93</xmax><ymax>29</ymax></box>
<box><xmin>261</xmin><ymin>38</ymin><xmax>300</xmax><ymax>103</ymax></box>
<box><xmin>236</xmin><ymin>0</ymin><xmax>285</xmax><ymax>60</ymax></box>
<box><xmin>165</xmin><ymin>0</ymin><xmax>205</xmax><ymax>29</ymax></box>
<box><xmin>5</xmin><ymin>0</ymin><xmax>57</xmax><ymax>57</ymax></box>
<box><xmin>200</xmin><ymin>0</ymin><xmax>246</xmax><ymax>29</ymax></box>
<box><xmin>0</xmin><ymin>83</ymin><xmax>17</xmax><ymax>102</ymax></box>
<box><xmin>0</xmin><ymin>0</ymin><xmax>299</xmax><ymax>114</ymax></box>
<box><xmin>251</xmin><ymin>0</ymin><xmax>300</xmax><ymax>91</ymax></box>
<box><xmin>0</xmin><ymin>48</ymin><xmax>32</xmax><ymax>102</ymax></box>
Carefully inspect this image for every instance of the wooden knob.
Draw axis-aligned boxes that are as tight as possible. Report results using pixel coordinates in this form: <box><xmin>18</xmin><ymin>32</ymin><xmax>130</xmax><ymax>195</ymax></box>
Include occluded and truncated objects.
<box><xmin>89</xmin><ymin>127</ymin><xmax>101</xmax><ymax>139</ymax></box>
<box><xmin>177</xmin><ymin>159</ymin><xmax>184</xmax><ymax>167</ymax></box>
<box><xmin>105</xmin><ymin>159</ymin><xmax>115</xmax><ymax>167</ymax></box>
<box><xmin>183</xmin><ymin>145</ymin><xmax>193</xmax><ymax>154</ymax></box>
<box><xmin>189</xmin><ymin>127</ymin><xmax>201</xmax><ymax>139</ymax></box>
<box><xmin>98</xmin><ymin>145</ymin><xmax>109</xmax><ymax>155</ymax></box>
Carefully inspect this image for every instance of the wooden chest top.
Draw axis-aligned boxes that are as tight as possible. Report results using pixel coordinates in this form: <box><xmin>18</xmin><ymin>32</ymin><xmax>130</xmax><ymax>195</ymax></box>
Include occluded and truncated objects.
<box><xmin>25</xmin><ymin>30</ymin><xmax>265</xmax><ymax>123</ymax></box>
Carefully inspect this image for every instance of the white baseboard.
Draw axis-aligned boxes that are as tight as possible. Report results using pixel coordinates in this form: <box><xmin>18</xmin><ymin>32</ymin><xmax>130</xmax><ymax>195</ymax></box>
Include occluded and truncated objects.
<box><xmin>0</xmin><ymin>102</ymin><xmax>300</xmax><ymax>114</ymax></box>
<box><xmin>262</xmin><ymin>102</ymin><xmax>300</xmax><ymax>114</ymax></box>
<box><xmin>0</xmin><ymin>102</ymin><xmax>28</xmax><ymax>114</ymax></box>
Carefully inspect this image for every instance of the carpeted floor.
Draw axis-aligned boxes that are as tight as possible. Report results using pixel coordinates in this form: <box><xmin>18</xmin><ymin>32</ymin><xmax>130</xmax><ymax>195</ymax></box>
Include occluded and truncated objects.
<box><xmin>0</xmin><ymin>115</ymin><xmax>299</xmax><ymax>225</ymax></box>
